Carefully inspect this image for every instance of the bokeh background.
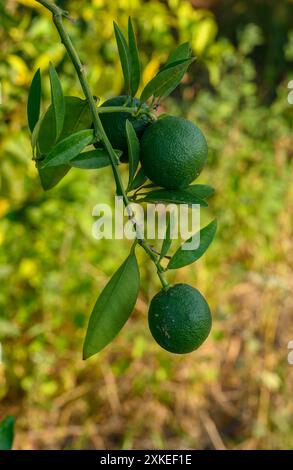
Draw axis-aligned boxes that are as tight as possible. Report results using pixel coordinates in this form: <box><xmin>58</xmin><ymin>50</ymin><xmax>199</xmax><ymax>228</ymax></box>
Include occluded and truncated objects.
<box><xmin>1</xmin><ymin>0</ymin><xmax>293</xmax><ymax>450</ymax></box>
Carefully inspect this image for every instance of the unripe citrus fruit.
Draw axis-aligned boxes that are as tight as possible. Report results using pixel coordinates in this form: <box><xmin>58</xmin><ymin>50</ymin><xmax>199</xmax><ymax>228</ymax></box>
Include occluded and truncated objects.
<box><xmin>140</xmin><ymin>116</ymin><xmax>208</xmax><ymax>189</ymax></box>
<box><xmin>148</xmin><ymin>283</ymin><xmax>212</xmax><ymax>354</ymax></box>
<box><xmin>99</xmin><ymin>95</ymin><xmax>150</xmax><ymax>161</ymax></box>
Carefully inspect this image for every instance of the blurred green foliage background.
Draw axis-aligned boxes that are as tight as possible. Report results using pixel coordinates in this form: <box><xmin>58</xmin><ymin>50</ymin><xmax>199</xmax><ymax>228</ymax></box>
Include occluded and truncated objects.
<box><xmin>0</xmin><ymin>0</ymin><xmax>292</xmax><ymax>450</ymax></box>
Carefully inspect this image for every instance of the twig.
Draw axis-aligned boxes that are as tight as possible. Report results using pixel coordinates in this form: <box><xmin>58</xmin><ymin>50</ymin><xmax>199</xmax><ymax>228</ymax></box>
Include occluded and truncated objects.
<box><xmin>35</xmin><ymin>0</ymin><xmax>169</xmax><ymax>290</ymax></box>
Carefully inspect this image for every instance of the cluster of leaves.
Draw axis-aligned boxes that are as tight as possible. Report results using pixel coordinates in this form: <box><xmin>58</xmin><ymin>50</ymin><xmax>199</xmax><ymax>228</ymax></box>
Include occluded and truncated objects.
<box><xmin>27</xmin><ymin>18</ymin><xmax>196</xmax><ymax>191</ymax></box>
<box><xmin>114</xmin><ymin>20</ymin><xmax>195</xmax><ymax>104</ymax></box>
<box><xmin>27</xmin><ymin>17</ymin><xmax>216</xmax><ymax>359</ymax></box>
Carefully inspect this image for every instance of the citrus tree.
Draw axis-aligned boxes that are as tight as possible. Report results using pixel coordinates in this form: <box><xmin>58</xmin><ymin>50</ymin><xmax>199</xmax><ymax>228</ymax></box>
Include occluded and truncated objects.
<box><xmin>28</xmin><ymin>0</ymin><xmax>217</xmax><ymax>357</ymax></box>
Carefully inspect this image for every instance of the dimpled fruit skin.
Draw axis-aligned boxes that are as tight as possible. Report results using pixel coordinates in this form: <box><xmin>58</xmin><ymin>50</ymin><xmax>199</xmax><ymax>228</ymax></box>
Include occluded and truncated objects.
<box><xmin>148</xmin><ymin>284</ymin><xmax>212</xmax><ymax>354</ymax></box>
<box><xmin>99</xmin><ymin>95</ymin><xmax>149</xmax><ymax>158</ymax></box>
<box><xmin>140</xmin><ymin>116</ymin><xmax>208</xmax><ymax>189</ymax></box>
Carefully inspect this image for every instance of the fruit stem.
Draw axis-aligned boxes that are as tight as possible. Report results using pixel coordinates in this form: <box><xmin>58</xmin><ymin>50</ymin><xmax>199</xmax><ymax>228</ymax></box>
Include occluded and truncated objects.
<box><xmin>157</xmin><ymin>270</ymin><xmax>170</xmax><ymax>291</ymax></box>
<box><xmin>137</xmin><ymin>239</ymin><xmax>170</xmax><ymax>291</ymax></box>
<box><xmin>36</xmin><ymin>0</ymin><xmax>169</xmax><ymax>291</ymax></box>
<box><xmin>96</xmin><ymin>106</ymin><xmax>137</xmax><ymax>114</ymax></box>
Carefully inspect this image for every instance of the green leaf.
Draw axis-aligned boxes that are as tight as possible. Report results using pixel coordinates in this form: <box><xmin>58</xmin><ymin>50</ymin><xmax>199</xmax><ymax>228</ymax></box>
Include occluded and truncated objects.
<box><xmin>160</xmin><ymin>42</ymin><xmax>191</xmax><ymax>72</ymax></box>
<box><xmin>128</xmin><ymin>17</ymin><xmax>141</xmax><ymax>96</ymax></box>
<box><xmin>158</xmin><ymin>51</ymin><xmax>193</xmax><ymax>98</ymax></box>
<box><xmin>40</xmin><ymin>129</ymin><xmax>94</xmax><ymax>169</ymax></box>
<box><xmin>126</xmin><ymin>120</ymin><xmax>140</xmax><ymax>190</ymax></box>
<box><xmin>49</xmin><ymin>63</ymin><xmax>65</xmax><ymax>142</ymax></box>
<box><xmin>128</xmin><ymin>167</ymin><xmax>148</xmax><ymax>191</ymax></box>
<box><xmin>140</xmin><ymin>57</ymin><xmax>194</xmax><ymax>103</ymax></box>
<box><xmin>168</xmin><ymin>42</ymin><xmax>191</xmax><ymax>62</ymax></box>
<box><xmin>36</xmin><ymin>164</ymin><xmax>70</xmax><ymax>191</ymax></box>
<box><xmin>27</xmin><ymin>68</ymin><xmax>41</xmax><ymax>133</ymax></box>
<box><xmin>70</xmin><ymin>148</ymin><xmax>121</xmax><ymax>169</ymax></box>
<box><xmin>186</xmin><ymin>184</ymin><xmax>215</xmax><ymax>200</ymax></box>
<box><xmin>36</xmin><ymin>97</ymin><xmax>93</xmax><ymax>190</ymax></box>
<box><xmin>38</xmin><ymin>96</ymin><xmax>92</xmax><ymax>155</ymax></box>
<box><xmin>114</xmin><ymin>22</ymin><xmax>131</xmax><ymax>95</ymax></box>
<box><xmin>83</xmin><ymin>249</ymin><xmax>140</xmax><ymax>358</ymax></box>
<box><xmin>158</xmin><ymin>58</ymin><xmax>194</xmax><ymax>99</ymax></box>
<box><xmin>31</xmin><ymin>116</ymin><xmax>42</xmax><ymax>157</ymax></box>
<box><xmin>59</xmin><ymin>97</ymin><xmax>93</xmax><ymax>141</ymax></box>
<box><xmin>168</xmin><ymin>219</ymin><xmax>217</xmax><ymax>270</ymax></box>
<box><xmin>160</xmin><ymin>211</ymin><xmax>172</xmax><ymax>260</ymax></box>
<box><xmin>138</xmin><ymin>188</ymin><xmax>208</xmax><ymax>207</ymax></box>
<box><xmin>0</xmin><ymin>416</ymin><xmax>15</xmax><ymax>450</ymax></box>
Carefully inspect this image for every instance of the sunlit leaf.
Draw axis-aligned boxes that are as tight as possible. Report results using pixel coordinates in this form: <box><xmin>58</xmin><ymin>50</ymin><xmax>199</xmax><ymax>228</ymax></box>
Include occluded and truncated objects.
<box><xmin>31</xmin><ymin>116</ymin><xmax>42</xmax><ymax>157</ymax></box>
<box><xmin>83</xmin><ymin>248</ymin><xmax>140</xmax><ymax>358</ymax></box>
<box><xmin>27</xmin><ymin>68</ymin><xmax>41</xmax><ymax>133</ymax></box>
<box><xmin>114</xmin><ymin>22</ymin><xmax>131</xmax><ymax>95</ymax></box>
<box><xmin>168</xmin><ymin>219</ymin><xmax>217</xmax><ymax>269</ymax></box>
<box><xmin>128</xmin><ymin>17</ymin><xmax>141</xmax><ymax>96</ymax></box>
<box><xmin>158</xmin><ymin>58</ymin><xmax>194</xmax><ymax>99</ymax></box>
<box><xmin>157</xmin><ymin>43</ymin><xmax>192</xmax><ymax>97</ymax></box>
<box><xmin>160</xmin><ymin>42</ymin><xmax>191</xmax><ymax>72</ymax></box>
<box><xmin>140</xmin><ymin>58</ymin><xmax>195</xmax><ymax>103</ymax></box>
<box><xmin>49</xmin><ymin>62</ymin><xmax>65</xmax><ymax>141</ymax></box>
<box><xmin>40</xmin><ymin>129</ymin><xmax>94</xmax><ymax>168</ymax></box>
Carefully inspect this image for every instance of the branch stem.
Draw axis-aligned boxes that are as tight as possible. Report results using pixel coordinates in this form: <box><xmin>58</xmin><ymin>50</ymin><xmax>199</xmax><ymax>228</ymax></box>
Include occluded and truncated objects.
<box><xmin>97</xmin><ymin>106</ymin><xmax>137</xmax><ymax>114</ymax></box>
<box><xmin>36</xmin><ymin>0</ymin><xmax>169</xmax><ymax>291</ymax></box>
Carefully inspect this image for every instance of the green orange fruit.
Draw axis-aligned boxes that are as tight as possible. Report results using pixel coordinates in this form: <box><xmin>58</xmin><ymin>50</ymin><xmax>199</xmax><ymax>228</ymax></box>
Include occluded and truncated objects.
<box><xmin>99</xmin><ymin>95</ymin><xmax>150</xmax><ymax>161</ymax></box>
<box><xmin>148</xmin><ymin>283</ymin><xmax>212</xmax><ymax>354</ymax></box>
<box><xmin>140</xmin><ymin>116</ymin><xmax>208</xmax><ymax>189</ymax></box>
